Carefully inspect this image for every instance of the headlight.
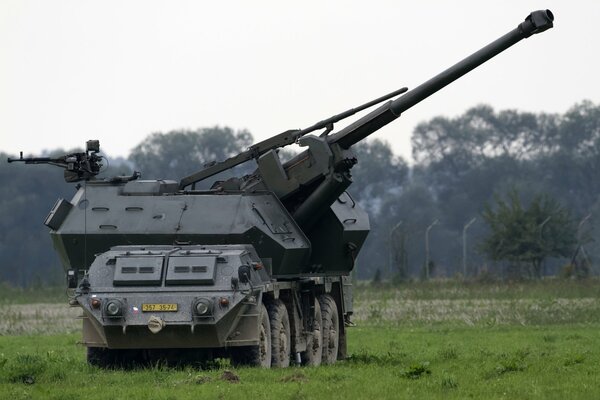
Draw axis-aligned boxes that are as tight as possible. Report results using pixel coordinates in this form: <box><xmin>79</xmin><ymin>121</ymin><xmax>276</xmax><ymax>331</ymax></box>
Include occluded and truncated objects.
<box><xmin>104</xmin><ymin>299</ymin><xmax>124</xmax><ymax>317</ymax></box>
<box><xmin>91</xmin><ymin>298</ymin><xmax>102</xmax><ymax>309</ymax></box>
<box><xmin>193</xmin><ymin>298</ymin><xmax>212</xmax><ymax>316</ymax></box>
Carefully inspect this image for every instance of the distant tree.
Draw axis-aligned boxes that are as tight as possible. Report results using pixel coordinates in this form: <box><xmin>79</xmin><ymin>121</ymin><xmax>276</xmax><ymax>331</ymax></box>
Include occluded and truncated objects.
<box><xmin>129</xmin><ymin>126</ymin><xmax>253</xmax><ymax>182</ymax></box>
<box><xmin>351</xmin><ymin>139</ymin><xmax>408</xmax><ymax>215</ymax></box>
<box><xmin>349</xmin><ymin>139</ymin><xmax>409</xmax><ymax>279</ymax></box>
<box><xmin>412</xmin><ymin>104</ymin><xmax>558</xmax><ymax>168</ymax></box>
<box><xmin>410</xmin><ymin>106</ymin><xmax>559</xmax><ymax>226</ymax></box>
<box><xmin>481</xmin><ymin>189</ymin><xmax>577</xmax><ymax>278</ymax></box>
<box><xmin>540</xmin><ymin>101</ymin><xmax>600</xmax><ymax>214</ymax></box>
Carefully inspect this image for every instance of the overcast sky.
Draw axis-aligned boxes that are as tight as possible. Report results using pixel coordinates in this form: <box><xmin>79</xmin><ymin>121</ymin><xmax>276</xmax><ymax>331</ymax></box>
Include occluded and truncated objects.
<box><xmin>1</xmin><ymin>0</ymin><xmax>598</xmax><ymax>163</ymax></box>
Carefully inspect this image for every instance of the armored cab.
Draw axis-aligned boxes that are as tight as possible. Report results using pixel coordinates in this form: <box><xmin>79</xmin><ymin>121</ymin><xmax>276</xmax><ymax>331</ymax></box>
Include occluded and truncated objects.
<box><xmin>9</xmin><ymin>10</ymin><xmax>553</xmax><ymax>367</ymax></box>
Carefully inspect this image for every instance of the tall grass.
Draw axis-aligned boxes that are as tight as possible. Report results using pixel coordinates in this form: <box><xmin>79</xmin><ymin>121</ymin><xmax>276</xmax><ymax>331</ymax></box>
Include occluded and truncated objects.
<box><xmin>0</xmin><ymin>282</ymin><xmax>65</xmax><ymax>304</ymax></box>
<box><xmin>357</xmin><ymin>278</ymin><xmax>600</xmax><ymax>300</ymax></box>
<box><xmin>353</xmin><ymin>279</ymin><xmax>600</xmax><ymax>326</ymax></box>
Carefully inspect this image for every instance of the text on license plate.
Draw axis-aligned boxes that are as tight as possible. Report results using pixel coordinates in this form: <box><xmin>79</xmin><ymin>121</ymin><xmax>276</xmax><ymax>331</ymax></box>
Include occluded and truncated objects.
<box><xmin>142</xmin><ymin>303</ymin><xmax>178</xmax><ymax>312</ymax></box>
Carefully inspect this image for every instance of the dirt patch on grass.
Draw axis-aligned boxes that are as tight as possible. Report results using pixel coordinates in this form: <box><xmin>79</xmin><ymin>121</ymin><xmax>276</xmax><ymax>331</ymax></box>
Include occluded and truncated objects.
<box><xmin>220</xmin><ymin>370</ymin><xmax>240</xmax><ymax>383</ymax></box>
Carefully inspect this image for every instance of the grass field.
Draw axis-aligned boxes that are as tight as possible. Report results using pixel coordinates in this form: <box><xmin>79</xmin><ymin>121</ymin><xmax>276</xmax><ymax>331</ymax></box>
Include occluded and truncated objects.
<box><xmin>0</xmin><ymin>280</ymin><xmax>599</xmax><ymax>399</ymax></box>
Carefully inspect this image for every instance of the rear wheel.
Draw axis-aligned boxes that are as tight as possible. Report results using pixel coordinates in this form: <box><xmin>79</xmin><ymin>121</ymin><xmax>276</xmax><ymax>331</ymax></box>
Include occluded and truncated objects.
<box><xmin>319</xmin><ymin>294</ymin><xmax>339</xmax><ymax>365</ymax></box>
<box><xmin>231</xmin><ymin>303</ymin><xmax>271</xmax><ymax>367</ymax></box>
<box><xmin>301</xmin><ymin>299</ymin><xmax>322</xmax><ymax>366</ymax></box>
<box><xmin>268</xmin><ymin>299</ymin><xmax>291</xmax><ymax>368</ymax></box>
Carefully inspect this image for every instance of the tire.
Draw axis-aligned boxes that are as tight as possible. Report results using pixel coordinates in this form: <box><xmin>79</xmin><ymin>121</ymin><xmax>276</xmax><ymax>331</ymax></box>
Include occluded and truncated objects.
<box><xmin>301</xmin><ymin>298</ymin><xmax>322</xmax><ymax>366</ymax></box>
<box><xmin>268</xmin><ymin>299</ymin><xmax>291</xmax><ymax>368</ymax></box>
<box><xmin>319</xmin><ymin>294</ymin><xmax>339</xmax><ymax>365</ymax></box>
<box><xmin>231</xmin><ymin>303</ymin><xmax>272</xmax><ymax>367</ymax></box>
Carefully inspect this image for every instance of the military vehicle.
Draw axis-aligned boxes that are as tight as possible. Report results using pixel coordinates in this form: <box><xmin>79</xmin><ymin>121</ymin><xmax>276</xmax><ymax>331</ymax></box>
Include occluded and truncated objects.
<box><xmin>8</xmin><ymin>10</ymin><xmax>553</xmax><ymax>368</ymax></box>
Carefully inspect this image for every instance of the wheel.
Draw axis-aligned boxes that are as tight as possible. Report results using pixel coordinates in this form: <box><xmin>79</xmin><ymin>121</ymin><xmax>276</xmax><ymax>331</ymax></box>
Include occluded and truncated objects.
<box><xmin>319</xmin><ymin>294</ymin><xmax>339</xmax><ymax>365</ymax></box>
<box><xmin>231</xmin><ymin>303</ymin><xmax>271</xmax><ymax>367</ymax></box>
<box><xmin>301</xmin><ymin>298</ymin><xmax>322</xmax><ymax>366</ymax></box>
<box><xmin>268</xmin><ymin>299</ymin><xmax>291</xmax><ymax>368</ymax></box>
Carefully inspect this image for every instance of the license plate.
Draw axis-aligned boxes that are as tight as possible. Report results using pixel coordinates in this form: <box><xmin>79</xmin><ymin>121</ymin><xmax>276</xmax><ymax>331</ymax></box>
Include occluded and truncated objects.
<box><xmin>142</xmin><ymin>303</ymin><xmax>178</xmax><ymax>312</ymax></box>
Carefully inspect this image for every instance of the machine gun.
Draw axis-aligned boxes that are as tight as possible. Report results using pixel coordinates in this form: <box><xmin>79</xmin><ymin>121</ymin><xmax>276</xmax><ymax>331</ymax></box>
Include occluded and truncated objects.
<box><xmin>7</xmin><ymin>140</ymin><xmax>103</xmax><ymax>183</ymax></box>
<box><xmin>180</xmin><ymin>10</ymin><xmax>554</xmax><ymax>231</ymax></box>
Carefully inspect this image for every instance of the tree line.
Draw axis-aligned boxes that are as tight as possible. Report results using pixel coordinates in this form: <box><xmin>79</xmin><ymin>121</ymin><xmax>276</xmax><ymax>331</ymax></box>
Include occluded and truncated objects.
<box><xmin>0</xmin><ymin>102</ymin><xmax>598</xmax><ymax>286</ymax></box>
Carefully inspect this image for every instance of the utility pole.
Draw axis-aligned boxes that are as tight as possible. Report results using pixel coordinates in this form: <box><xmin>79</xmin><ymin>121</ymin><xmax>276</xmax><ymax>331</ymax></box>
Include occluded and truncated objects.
<box><xmin>425</xmin><ymin>219</ymin><xmax>439</xmax><ymax>280</ymax></box>
<box><xmin>539</xmin><ymin>216</ymin><xmax>552</xmax><ymax>241</ymax></box>
<box><xmin>462</xmin><ymin>218</ymin><xmax>477</xmax><ymax>278</ymax></box>
<box><xmin>577</xmin><ymin>214</ymin><xmax>592</xmax><ymax>244</ymax></box>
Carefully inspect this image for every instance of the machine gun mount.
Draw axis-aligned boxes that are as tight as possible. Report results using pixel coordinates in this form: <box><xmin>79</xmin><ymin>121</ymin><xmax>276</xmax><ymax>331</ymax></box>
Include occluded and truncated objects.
<box><xmin>7</xmin><ymin>140</ymin><xmax>104</xmax><ymax>183</ymax></box>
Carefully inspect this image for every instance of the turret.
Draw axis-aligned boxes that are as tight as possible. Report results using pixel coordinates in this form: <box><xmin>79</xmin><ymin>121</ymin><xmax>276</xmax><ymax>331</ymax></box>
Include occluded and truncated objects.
<box><xmin>181</xmin><ymin>10</ymin><xmax>554</xmax><ymax>233</ymax></box>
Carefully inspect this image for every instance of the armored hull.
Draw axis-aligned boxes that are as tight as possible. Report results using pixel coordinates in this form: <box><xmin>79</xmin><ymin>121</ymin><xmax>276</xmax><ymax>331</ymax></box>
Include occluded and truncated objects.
<box><xmin>50</xmin><ymin>179</ymin><xmax>369</xmax><ymax>277</ymax></box>
<box><xmin>80</xmin><ymin>245</ymin><xmax>265</xmax><ymax>349</ymax></box>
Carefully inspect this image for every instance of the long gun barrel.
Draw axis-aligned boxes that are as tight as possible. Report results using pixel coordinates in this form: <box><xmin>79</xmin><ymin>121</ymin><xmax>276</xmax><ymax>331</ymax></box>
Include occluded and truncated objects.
<box><xmin>179</xmin><ymin>9</ymin><xmax>553</xmax><ymax>189</ymax></box>
<box><xmin>8</xmin><ymin>152</ymin><xmax>68</xmax><ymax>165</ymax></box>
<box><xmin>328</xmin><ymin>10</ymin><xmax>554</xmax><ymax>148</ymax></box>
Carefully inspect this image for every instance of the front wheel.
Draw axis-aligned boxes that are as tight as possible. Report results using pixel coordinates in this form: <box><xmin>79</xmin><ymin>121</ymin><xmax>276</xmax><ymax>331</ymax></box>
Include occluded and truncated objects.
<box><xmin>319</xmin><ymin>294</ymin><xmax>339</xmax><ymax>365</ymax></box>
<box><xmin>231</xmin><ymin>303</ymin><xmax>272</xmax><ymax>367</ymax></box>
<box><xmin>268</xmin><ymin>299</ymin><xmax>291</xmax><ymax>368</ymax></box>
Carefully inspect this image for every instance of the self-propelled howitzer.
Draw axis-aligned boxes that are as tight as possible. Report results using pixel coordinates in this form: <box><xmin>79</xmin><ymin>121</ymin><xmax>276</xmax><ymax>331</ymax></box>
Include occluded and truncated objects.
<box><xmin>16</xmin><ymin>10</ymin><xmax>553</xmax><ymax>368</ymax></box>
